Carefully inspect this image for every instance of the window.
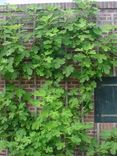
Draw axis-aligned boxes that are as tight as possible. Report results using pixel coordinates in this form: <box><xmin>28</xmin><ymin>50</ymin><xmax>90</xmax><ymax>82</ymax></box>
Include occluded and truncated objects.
<box><xmin>95</xmin><ymin>77</ymin><xmax>117</xmax><ymax>123</ymax></box>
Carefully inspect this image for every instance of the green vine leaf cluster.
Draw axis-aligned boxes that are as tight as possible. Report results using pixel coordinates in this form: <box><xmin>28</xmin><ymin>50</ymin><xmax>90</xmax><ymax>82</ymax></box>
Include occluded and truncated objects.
<box><xmin>0</xmin><ymin>82</ymin><xmax>92</xmax><ymax>156</ymax></box>
<box><xmin>0</xmin><ymin>0</ymin><xmax>117</xmax><ymax>155</ymax></box>
<box><xmin>0</xmin><ymin>85</ymin><xmax>33</xmax><ymax>139</ymax></box>
<box><xmin>0</xmin><ymin>0</ymin><xmax>116</xmax><ymax>81</ymax></box>
<box><xmin>0</xmin><ymin>24</ymin><xmax>29</xmax><ymax>79</ymax></box>
<box><xmin>87</xmin><ymin>128</ymin><xmax>117</xmax><ymax>156</ymax></box>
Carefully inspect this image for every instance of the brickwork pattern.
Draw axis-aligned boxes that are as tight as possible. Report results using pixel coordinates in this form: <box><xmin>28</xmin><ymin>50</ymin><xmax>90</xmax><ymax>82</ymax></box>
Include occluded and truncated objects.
<box><xmin>0</xmin><ymin>1</ymin><xmax>117</xmax><ymax>156</ymax></box>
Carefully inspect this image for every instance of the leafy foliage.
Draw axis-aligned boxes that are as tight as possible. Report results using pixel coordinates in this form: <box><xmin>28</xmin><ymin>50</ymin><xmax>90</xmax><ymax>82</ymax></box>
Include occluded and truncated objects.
<box><xmin>0</xmin><ymin>24</ymin><xmax>29</xmax><ymax>79</ymax></box>
<box><xmin>87</xmin><ymin>128</ymin><xmax>117</xmax><ymax>156</ymax></box>
<box><xmin>28</xmin><ymin>81</ymin><xmax>91</xmax><ymax>156</ymax></box>
<box><xmin>0</xmin><ymin>85</ymin><xmax>34</xmax><ymax>155</ymax></box>
<box><xmin>0</xmin><ymin>0</ymin><xmax>117</xmax><ymax>155</ymax></box>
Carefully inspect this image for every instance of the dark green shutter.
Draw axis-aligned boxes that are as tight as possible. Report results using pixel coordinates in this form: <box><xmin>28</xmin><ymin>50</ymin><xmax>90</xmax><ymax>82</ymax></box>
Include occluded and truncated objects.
<box><xmin>95</xmin><ymin>77</ymin><xmax>117</xmax><ymax>123</ymax></box>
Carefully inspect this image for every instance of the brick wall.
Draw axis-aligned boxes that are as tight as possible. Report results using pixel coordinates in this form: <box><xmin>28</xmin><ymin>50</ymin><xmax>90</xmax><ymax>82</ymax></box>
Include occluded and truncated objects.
<box><xmin>0</xmin><ymin>1</ymin><xmax>117</xmax><ymax>156</ymax></box>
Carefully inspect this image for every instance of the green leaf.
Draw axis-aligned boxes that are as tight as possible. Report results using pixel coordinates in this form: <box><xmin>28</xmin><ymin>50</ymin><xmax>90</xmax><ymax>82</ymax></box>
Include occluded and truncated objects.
<box><xmin>54</xmin><ymin>58</ymin><xmax>65</xmax><ymax>69</ymax></box>
<box><xmin>110</xmin><ymin>142</ymin><xmax>117</xmax><ymax>155</ymax></box>
<box><xmin>63</xmin><ymin>65</ymin><xmax>74</xmax><ymax>77</ymax></box>
<box><xmin>70</xmin><ymin>136</ymin><xmax>81</xmax><ymax>144</ymax></box>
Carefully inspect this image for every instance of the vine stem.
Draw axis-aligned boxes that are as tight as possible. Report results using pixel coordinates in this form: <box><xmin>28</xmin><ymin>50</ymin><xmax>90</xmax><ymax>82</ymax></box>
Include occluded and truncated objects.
<box><xmin>80</xmin><ymin>65</ymin><xmax>85</xmax><ymax>156</ymax></box>
<box><xmin>63</xmin><ymin>79</ymin><xmax>69</xmax><ymax>156</ymax></box>
<box><xmin>33</xmin><ymin>7</ymin><xmax>38</xmax><ymax>116</ymax></box>
<box><xmin>65</xmin><ymin>80</ymin><xmax>68</xmax><ymax>107</ymax></box>
<box><xmin>34</xmin><ymin>73</ymin><xmax>38</xmax><ymax>115</ymax></box>
<box><xmin>3</xmin><ymin>5</ymin><xmax>8</xmax><ymax>156</ymax></box>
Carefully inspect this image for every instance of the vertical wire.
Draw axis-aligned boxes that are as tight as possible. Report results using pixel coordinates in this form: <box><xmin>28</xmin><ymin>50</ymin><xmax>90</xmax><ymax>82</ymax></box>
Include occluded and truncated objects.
<box><xmin>3</xmin><ymin>5</ymin><xmax>7</xmax><ymax>94</ymax></box>
<box><xmin>33</xmin><ymin>7</ymin><xmax>38</xmax><ymax>115</ymax></box>
<box><xmin>64</xmin><ymin>45</ymin><xmax>68</xmax><ymax>107</ymax></box>
<box><xmin>65</xmin><ymin>80</ymin><xmax>68</xmax><ymax>107</ymax></box>
<box><xmin>34</xmin><ymin>73</ymin><xmax>37</xmax><ymax>115</ymax></box>
<box><xmin>111</xmin><ymin>13</ymin><xmax>116</xmax><ymax>128</ymax></box>
<box><xmin>18</xmin><ymin>6</ymin><xmax>22</xmax><ymax>102</ymax></box>
<box><xmin>112</xmin><ymin>13</ymin><xmax>116</xmax><ymax>77</ymax></box>
<box><xmin>3</xmin><ymin>5</ymin><xmax>7</xmax><ymax>156</ymax></box>
<box><xmin>80</xmin><ymin>70</ymin><xmax>85</xmax><ymax>156</ymax></box>
<box><xmin>96</xmin><ymin>123</ymin><xmax>100</xmax><ymax>143</ymax></box>
<box><xmin>96</xmin><ymin>10</ymin><xmax>100</xmax><ymax>143</ymax></box>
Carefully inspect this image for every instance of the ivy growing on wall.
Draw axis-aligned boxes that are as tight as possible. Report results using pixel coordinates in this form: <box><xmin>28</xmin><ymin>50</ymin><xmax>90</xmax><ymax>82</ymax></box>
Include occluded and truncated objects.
<box><xmin>0</xmin><ymin>0</ymin><xmax>117</xmax><ymax>155</ymax></box>
<box><xmin>87</xmin><ymin>128</ymin><xmax>117</xmax><ymax>156</ymax></box>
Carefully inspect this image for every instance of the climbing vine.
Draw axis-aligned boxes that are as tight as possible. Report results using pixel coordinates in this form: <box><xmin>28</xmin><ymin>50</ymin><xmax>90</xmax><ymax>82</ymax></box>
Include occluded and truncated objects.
<box><xmin>0</xmin><ymin>0</ymin><xmax>117</xmax><ymax>155</ymax></box>
<box><xmin>87</xmin><ymin>128</ymin><xmax>117</xmax><ymax>156</ymax></box>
